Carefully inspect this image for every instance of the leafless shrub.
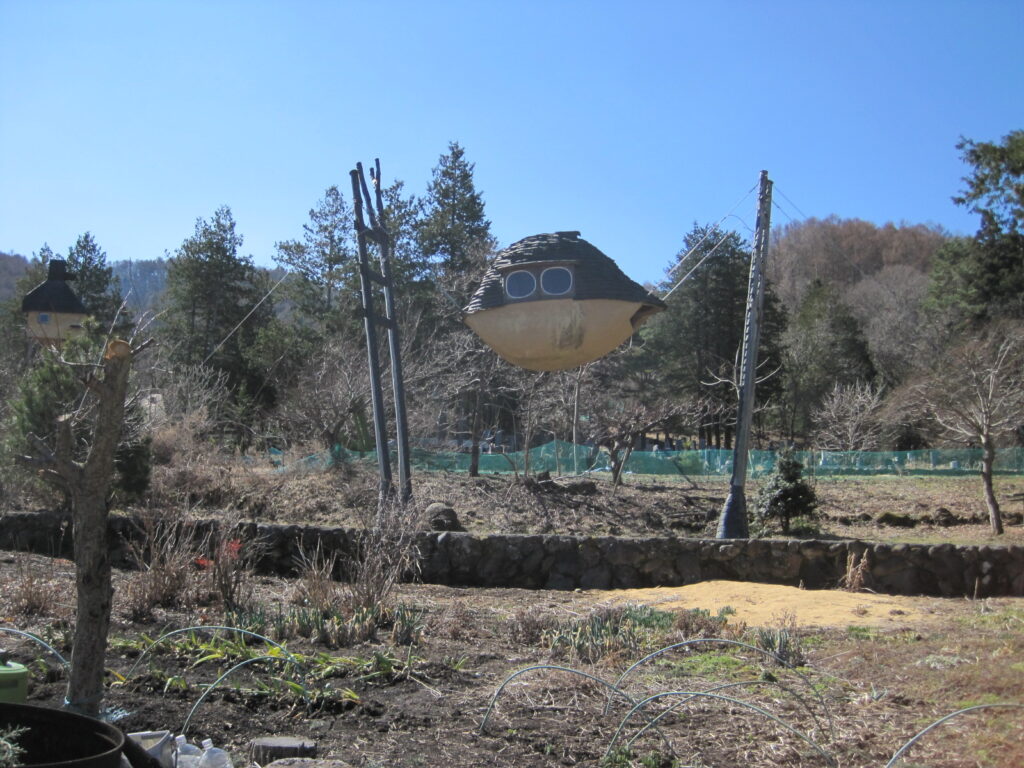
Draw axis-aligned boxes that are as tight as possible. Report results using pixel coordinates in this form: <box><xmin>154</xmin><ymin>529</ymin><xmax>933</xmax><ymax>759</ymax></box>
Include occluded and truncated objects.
<box><xmin>429</xmin><ymin>600</ymin><xmax>474</xmax><ymax>641</ymax></box>
<box><xmin>123</xmin><ymin>511</ymin><xmax>207</xmax><ymax>620</ymax></box>
<box><xmin>671</xmin><ymin>605</ymin><xmax>744</xmax><ymax>641</ymax></box>
<box><xmin>291</xmin><ymin>538</ymin><xmax>342</xmax><ymax>611</ymax></box>
<box><xmin>201</xmin><ymin>515</ymin><xmax>263</xmax><ymax>611</ymax></box>
<box><xmin>5</xmin><ymin>556</ymin><xmax>64</xmax><ymax>617</ymax></box>
<box><xmin>339</xmin><ymin>499</ymin><xmax>424</xmax><ymax>616</ymax></box>
<box><xmin>506</xmin><ymin>606</ymin><xmax>558</xmax><ymax>646</ymax></box>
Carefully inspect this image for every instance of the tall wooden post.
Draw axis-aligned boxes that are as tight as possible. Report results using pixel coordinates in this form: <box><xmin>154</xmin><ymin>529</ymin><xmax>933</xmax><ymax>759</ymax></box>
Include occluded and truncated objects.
<box><xmin>350</xmin><ymin>160</ymin><xmax>413</xmax><ymax>506</ymax></box>
<box><xmin>351</xmin><ymin>169</ymin><xmax>394</xmax><ymax>506</ymax></box>
<box><xmin>717</xmin><ymin>171</ymin><xmax>773</xmax><ymax>539</ymax></box>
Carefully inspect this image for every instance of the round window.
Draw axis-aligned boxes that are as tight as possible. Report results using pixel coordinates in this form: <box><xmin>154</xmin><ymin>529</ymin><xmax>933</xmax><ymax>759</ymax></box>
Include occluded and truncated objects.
<box><xmin>505</xmin><ymin>270</ymin><xmax>537</xmax><ymax>299</ymax></box>
<box><xmin>541</xmin><ymin>267</ymin><xmax>573</xmax><ymax>296</ymax></box>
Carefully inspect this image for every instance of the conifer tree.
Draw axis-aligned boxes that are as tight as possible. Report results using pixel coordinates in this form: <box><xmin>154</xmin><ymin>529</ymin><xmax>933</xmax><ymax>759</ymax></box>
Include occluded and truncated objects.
<box><xmin>417</xmin><ymin>141</ymin><xmax>496</xmax><ymax>303</ymax></box>
<box><xmin>163</xmin><ymin>206</ymin><xmax>274</xmax><ymax>416</ymax></box>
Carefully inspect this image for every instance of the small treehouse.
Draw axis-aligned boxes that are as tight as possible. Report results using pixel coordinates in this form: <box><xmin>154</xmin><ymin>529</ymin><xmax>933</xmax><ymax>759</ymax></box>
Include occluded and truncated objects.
<box><xmin>21</xmin><ymin>259</ymin><xmax>88</xmax><ymax>347</ymax></box>
<box><xmin>463</xmin><ymin>231</ymin><xmax>665</xmax><ymax>371</ymax></box>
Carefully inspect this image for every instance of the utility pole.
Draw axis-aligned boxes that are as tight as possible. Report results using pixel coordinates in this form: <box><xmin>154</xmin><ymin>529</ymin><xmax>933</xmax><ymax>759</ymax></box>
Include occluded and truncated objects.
<box><xmin>351</xmin><ymin>160</ymin><xmax>413</xmax><ymax>507</ymax></box>
<box><xmin>717</xmin><ymin>170</ymin><xmax>773</xmax><ymax>539</ymax></box>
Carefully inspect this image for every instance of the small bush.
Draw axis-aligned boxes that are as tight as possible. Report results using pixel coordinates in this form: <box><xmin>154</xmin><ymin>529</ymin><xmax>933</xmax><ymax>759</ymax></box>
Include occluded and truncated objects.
<box><xmin>123</xmin><ymin>512</ymin><xmax>206</xmax><ymax>619</ymax></box>
<box><xmin>755</xmin><ymin>450</ymin><xmax>818</xmax><ymax>535</ymax></box>
<box><xmin>339</xmin><ymin>499</ymin><xmax>423</xmax><ymax>617</ymax></box>
<box><xmin>291</xmin><ymin>539</ymin><xmax>341</xmax><ymax>612</ymax></box>
<box><xmin>672</xmin><ymin>606</ymin><xmax>740</xmax><ymax>640</ymax></box>
<box><xmin>507</xmin><ymin>606</ymin><xmax>557</xmax><ymax>645</ymax></box>
<box><xmin>6</xmin><ymin>557</ymin><xmax>63</xmax><ymax>617</ymax></box>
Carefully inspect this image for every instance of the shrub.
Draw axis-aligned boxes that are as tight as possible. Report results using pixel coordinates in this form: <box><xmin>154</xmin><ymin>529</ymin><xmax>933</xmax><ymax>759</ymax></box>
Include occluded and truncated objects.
<box><xmin>755</xmin><ymin>450</ymin><xmax>817</xmax><ymax>535</ymax></box>
<box><xmin>123</xmin><ymin>512</ymin><xmax>206</xmax><ymax>619</ymax></box>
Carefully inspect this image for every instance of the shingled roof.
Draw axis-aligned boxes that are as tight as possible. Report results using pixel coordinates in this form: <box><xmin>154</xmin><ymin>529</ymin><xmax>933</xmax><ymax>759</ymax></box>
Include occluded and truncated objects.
<box><xmin>463</xmin><ymin>231</ymin><xmax>665</xmax><ymax>314</ymax></box>
<box><xmin>21</xmin><ymin>260</ymin><xmax>88</xmax><ymax>314</ymax></box>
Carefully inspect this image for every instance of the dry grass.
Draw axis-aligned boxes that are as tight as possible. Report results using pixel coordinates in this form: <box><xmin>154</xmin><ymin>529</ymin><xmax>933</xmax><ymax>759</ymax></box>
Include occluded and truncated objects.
<box><xmin>122</xmin><ymin>510</ymin><xmax>206</xmax><ymax>620</ymax></box>
<box><xmin>3</xmin><ymin>556</ymin><xmax>65</xmax><ymax>617</ymax></box>
<box><xmin>840</xmin><ymin>550</ymin><xmax>872</xmax><ymax>592</ymax></box>
<box><xmin>290</xmin><ymin>538</ymin><xmax>342</xmax><ymax>611</ymax></box>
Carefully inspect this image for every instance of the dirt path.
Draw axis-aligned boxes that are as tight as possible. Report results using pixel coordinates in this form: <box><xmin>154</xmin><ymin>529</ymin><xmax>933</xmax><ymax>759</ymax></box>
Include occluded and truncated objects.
<box><xmin>595</xmin><ymin>580</ymin><xmax>970</xmax><ymax>628</ymax></box>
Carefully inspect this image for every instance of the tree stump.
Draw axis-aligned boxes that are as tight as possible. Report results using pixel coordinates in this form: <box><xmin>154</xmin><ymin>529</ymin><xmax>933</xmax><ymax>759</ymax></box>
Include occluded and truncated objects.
<box><xmin>248</xmin><ymin>738</ymin><xmax>317</xmax><ymax>766</ymax></box>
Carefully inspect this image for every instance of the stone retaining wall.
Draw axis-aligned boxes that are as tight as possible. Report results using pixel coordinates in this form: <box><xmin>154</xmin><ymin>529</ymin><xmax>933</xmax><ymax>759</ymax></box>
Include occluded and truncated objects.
<box><xmin>2</xmin><ymin>511</ymin><xmax>1021</xmax><ymax>597</ymax></box>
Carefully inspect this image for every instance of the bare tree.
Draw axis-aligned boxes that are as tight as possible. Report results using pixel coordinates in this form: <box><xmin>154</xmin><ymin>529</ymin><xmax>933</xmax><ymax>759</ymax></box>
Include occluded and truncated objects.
<box><xmin>911</xmin><ymin>326</ymin><xmax>1024</xmax><ymax>534</ymax></box>
<box><xmin>17</xmin><ymin>337</ymin><xmax>151</xmax><ymax>715</ymax></box>
<box><xmin>813</xmin><ymin>381</ymin><xmax>886</xmax><ymax>451</ymax></box>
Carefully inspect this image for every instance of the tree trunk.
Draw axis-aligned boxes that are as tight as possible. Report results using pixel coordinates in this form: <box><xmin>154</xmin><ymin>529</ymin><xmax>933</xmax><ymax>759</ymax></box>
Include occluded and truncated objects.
<box><xmin>66</xmin><ymin>340</ymin><xmax>136</xmax><ymax>716</ymax></box>
<box><xmin>67</xmin><ymin>490</ymin><xmax>114</xmax><ymax>716</ymax></box>
<box><xmin>980</xmin><ymin>439</ymin><xmax>1004</xmax><ymax>535</ymax></box>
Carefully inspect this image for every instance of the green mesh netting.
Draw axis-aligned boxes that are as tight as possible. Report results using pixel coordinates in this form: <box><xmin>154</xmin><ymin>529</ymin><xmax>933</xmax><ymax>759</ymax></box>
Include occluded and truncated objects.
<box><xmin>281</xmin><ymin>440</ymin><xmax>1024</xmax><ymax>477</ymax></box>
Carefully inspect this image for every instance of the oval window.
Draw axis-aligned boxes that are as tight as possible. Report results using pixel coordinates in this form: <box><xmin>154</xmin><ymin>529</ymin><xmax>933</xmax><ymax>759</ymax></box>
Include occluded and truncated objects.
<box><xmin>541</xmin><ymin>267</ymin><xmax>573</xmax><ymax>296</ymax></box>
<box><xmin>505</xmin><ymin>270</ymin><xmax>537</xmax><ymax>299</ymax></box>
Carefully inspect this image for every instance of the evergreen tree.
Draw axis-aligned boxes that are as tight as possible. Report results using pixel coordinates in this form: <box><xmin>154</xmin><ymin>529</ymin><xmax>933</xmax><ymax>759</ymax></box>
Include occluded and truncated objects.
<box><xmin>163</xmin><ymin>206</ymin><xmax>275</xmax><ymax>414</ymax></box>
<box><xmin>755</xmin><ymin>450</ymin><xmax>818</xmax><ymax>535</ymax></box>
<box><xmin>275</xmin><ymin>185</ymin><xmax>357</xmax><ymax>324</ymax></box>
<box><xmin>929</xmin><ymin>132</ymin><xmax>1024</xmax><ymax>323</ymax></box>
<box><xmin>780</xmin><ymin>280</ymin><xmax>875</xmax><ymax>441</ymax></box>
<box><xmin>643</xmin><ymin>225</ymin><xmax>786</xmax><ymax>448</ymax></box>
<box><xmin>417</xmin><ymin>141</ymin><xmax>496</xmax><ymax>303</ymax></box>
<box><xmin>65</xmin><ymin>232</ymin><xmax>127</xmax><ymax>333</ymax></box>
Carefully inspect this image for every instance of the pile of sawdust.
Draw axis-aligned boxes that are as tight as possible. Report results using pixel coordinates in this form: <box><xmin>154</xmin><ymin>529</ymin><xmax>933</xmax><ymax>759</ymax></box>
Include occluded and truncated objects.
<box><xmin>595</xmin><ymin>580</ymin><xmax>949</xmax><ymax>628</ymax></box>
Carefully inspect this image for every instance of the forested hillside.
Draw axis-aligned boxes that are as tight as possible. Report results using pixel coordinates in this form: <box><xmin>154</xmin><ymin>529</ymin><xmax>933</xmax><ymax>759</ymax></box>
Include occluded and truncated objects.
<box><xmin>2</xmin><ymin>134</ymin><xmax>1022</xmax><ymax>499</ymax></box>
<box><xmin>0</xmin><ymin>252</ymin><xmax>28</xmax><ymax>301</ymax></box>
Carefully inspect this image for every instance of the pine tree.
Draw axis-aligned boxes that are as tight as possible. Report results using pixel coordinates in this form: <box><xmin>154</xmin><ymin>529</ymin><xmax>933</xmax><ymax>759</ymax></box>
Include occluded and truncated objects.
<box><xmin>929</xmin><ymin>132</ymin><xmax>1024</xmax><ymax>323</ymax></box>
<box><xmin>643</xmin><ymin>225</ymin><xmax>786</xmax><ymax>448</ymax></box>
<box><xmin>780</xmin><ymin>280</ymin><xmax>875</xmax><ymax>441</ymax></box>
<box><xmin>417</xmin><ymin>141</ymin><xmax>496</xmax><ymax>303</ymax></box>
<box><xmin>163</xmin><ymin>206</ymin><xmax>274</xmax><ymax>413</ymax></box>
<box><xmin>275</xmin><ymin>185</ymin><xmax>357</xmax><ymax>323</ymax></box>
<box><xmin>65</xmin><ymin>232</ymin><xmax>127</xmax><ymax>333</ymax></box>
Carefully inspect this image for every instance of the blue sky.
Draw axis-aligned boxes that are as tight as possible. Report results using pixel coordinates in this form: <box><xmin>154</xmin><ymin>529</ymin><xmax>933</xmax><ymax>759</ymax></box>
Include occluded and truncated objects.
<box><xmin>1</xmin><ymin>0</ymin><xmax>1022</xmax><ymax>284</ymax></box>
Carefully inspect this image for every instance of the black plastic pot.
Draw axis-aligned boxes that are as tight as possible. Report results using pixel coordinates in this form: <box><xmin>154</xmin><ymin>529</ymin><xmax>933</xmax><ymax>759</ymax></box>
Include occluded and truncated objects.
<box><xmin>0</xmin><ymin>702</ymin><xmax>124</xmax><ymax>768</ymax></box>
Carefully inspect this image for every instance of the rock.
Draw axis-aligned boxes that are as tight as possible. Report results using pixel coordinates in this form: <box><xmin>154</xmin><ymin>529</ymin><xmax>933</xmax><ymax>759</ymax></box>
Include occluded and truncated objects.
<box><xmin>564</xmin><ymin>479</ymin><xmax>598</xmax><ymax>495</ymax></box>
<box><xmin>933</xmin><ymin>507</ymin><xmax>956</xmax><ymax>526</ymax></box>
<box><xmin>265</xmin><ymin>761</ymin><xmax>352</xmax><ymax>768</ymax></box>
<box><xmin>250</xmin><ymin>738</ymin><xmax>317</xmax><ymax>765</ymax></box>
<box><xmin>876</xmin><ymin>512</ymin><xmax>918</xmax><ymax>528</ymax></box>
<box><xmin>425</xmin><ymin>502</ymin><xmax>464</xmax><ymax>532</ymax></box>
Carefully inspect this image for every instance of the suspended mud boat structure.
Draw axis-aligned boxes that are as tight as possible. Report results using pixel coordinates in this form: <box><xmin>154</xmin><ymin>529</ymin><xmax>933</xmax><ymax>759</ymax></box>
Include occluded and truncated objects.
<box><xmin>21</xmin><ymin>259</ymin><xmax>88</xmax><ymax>347</ymax></box>
<box><xmin>463</xmin><ymin>231</ymin><xmax>665</xmax><ymax>371</ymax></box>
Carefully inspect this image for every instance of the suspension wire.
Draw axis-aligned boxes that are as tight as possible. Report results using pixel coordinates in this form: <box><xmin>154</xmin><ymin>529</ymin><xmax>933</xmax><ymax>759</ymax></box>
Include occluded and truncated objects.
<box><xmin>662</xmin><ymin>229</ymin><xmax>735</xmax><ymax>301</ymax></box>
<box><xmin>667</xmin><ymin>182</ymin><xmax>759</xmax><ymax>276</ymax></box>
<box><xmin>772</xmin><ymin>198</ymin><xmax>798</xmax><ymax>224</ymax></box>
<box><xmin>202</xmin><ymin>271</ymin><xmax>290</xmax><ymax>365</ymax></box>
<box><xmin>774</xmin><ymin>184</ymin><xmax>809</xmax><ymax>220</ymax></box>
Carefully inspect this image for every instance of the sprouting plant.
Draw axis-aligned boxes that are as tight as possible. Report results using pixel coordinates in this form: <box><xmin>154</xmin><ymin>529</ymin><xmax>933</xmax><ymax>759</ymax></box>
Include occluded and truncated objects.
<box><xmin>0</xmin><ymin>725</ymin><xmax>28</xmax><ymax>768</ymax></box>
<box><xmin>756</xmin><ymin>626</ymin><xmax>806</xmax><ymax>667</ymax></box>
<box><xmin>390</xmin><ymin>604</ymin><xmax>425</xmax><ymax>646</ymax></box>
<box><xmin>543</xmin><ymin>604</ymin><xmax>675</xmax><ymax>663</ymax></box>
<box><xmin>442</xmin><ymin>654</ymin><xmax>468</xmax><ymax>671</ymax></box>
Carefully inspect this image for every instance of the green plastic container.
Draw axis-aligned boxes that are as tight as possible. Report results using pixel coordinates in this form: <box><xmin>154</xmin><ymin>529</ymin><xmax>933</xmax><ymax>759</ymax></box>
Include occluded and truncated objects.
<box><xmin>0</xmin><ymin>659</ymin><xmax>28</xmax><ymax>703</ymax></box>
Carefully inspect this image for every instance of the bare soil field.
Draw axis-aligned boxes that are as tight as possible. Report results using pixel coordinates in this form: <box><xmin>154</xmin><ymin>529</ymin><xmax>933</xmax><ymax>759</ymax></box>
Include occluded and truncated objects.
<box><xmin>2</xmin><ymin>466</ymin><xmax>1023</xmax><ymax>767</ymax></box>
<box><xmin>1</xmin><ymin>553</ymin><xmax>1022</xmax><ymax>768</ymax></box>
<box><xmin>165</xmin><ymin>459</ymin><xmax>1024</xmax><ymax>546</ymax></box>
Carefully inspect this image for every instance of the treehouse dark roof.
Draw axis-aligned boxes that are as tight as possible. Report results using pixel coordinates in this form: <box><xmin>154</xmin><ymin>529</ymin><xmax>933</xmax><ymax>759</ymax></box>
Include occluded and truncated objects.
<box><xmin>463</xmin><ymin>231</ymin><xmax>665</xmax><ymax>314</ymax></box>
<box><xmin>21</xmin><ymin>260</ymin><xmax>87</xmax><ymax>314</ymax></box>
